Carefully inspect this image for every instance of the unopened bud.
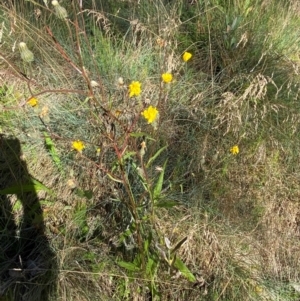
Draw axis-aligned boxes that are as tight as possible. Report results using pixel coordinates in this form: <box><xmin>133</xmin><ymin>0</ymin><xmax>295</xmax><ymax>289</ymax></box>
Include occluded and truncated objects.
<box><xmin>139</xmin><ymin>141</ymin><xmax>146</xmax><ymax>157</ymax></box>
<box><xmin>118</xmin><ymin>77</ymin><xmax>124</xmax><ymax>86</ymax></box>
<box><xmin>67</xmin><ymin>178</ymin><xmax>77</xmax><ymax>189</ymax></box>
<box><xmin>52</xmin><ymin>0</ymin><xmax>68</xmax><ymax>19</ymax></box>
<box><xmin>19</xmin><ymin>42</ymin><xmax>34</xmax><ymax>63</ymax></box>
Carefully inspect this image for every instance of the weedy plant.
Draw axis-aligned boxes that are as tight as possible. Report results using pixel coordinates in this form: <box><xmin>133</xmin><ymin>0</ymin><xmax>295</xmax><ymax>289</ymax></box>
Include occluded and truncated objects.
<box><xmin>1</xmin><ymin>0</ymin><xmax>300</xmax><ymax>300</ymax></box>
<box><xmin>0</xmin><ymin>0</ymin><xmax>197</xmax><ymax>299</ymax></box>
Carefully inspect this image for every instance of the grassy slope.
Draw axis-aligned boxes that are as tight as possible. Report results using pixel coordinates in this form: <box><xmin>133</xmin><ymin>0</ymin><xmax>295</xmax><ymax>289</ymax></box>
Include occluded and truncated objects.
<box><xmin>0</xmin><ymin>0</ymin><xmax>300</xmax><ymax>300</ymax></box>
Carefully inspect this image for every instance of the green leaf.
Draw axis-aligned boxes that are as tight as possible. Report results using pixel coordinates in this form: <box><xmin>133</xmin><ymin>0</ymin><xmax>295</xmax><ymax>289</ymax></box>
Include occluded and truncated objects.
<box><xmin>130</xmin><ymin>132</ymin><xmax>155</xmax><ymax>141</ymax></box>
<box><xmin>146</xmin><ymin>257</ymin><xmax>155</xmax><ymax>277</ymax></box>
<box><xmin>40</xmin><ymin>200</ymin><xmax>55</xmax><ymax>206</ymax></box>
<box><xmin>44</xmin><ymin>132</ymin><xmax>63</xmax><ymax>172</ymax></box>
<box><xmin>146</xmin><ymin>145</ymin><xmax>167</xmax><ymax>168</ymax></box>
<box><xmin>243</xmin><ymin>0</ymin><xmax>252</xmax><ymax>15</ymax></box>
<box><xmin>231</xmin><ymin>16</ymin><xmax>240</xmax><ymax>31</ymax></box>
<box><xmin>173</xmin><ymin>258</ymin><xmax>196</xmax><ymax>282</ymax></box>
<box><xmin>225</xmin><ymin>14</ymin><xmax>230</xmax><ymax>27</ymax></box>
<box><xmin>154</xmin><ymin>200</ymin><xmax>178</xmax><ymax>208</ymax></box>
<box><xmin>32</xmin><ymin>178</ymin><xmax>52</xmax><ymax>193</ymax></box>
<box><xmin>122</xmin><ymin>151</ymin><xmax>136</xmax><ymax>161</ymax></box>
<box><xmin>117</xmin><ymin>261</ymin><xmax>140</xmax><ymax>272</ymax></box>
<box><xmin>230</xmin><ymin>36</ymin><xmax>237</xmax><ymax>48</ymax></box>
<box><xmin>120</xmin><ymin>222</ymin><xmax>136</xmax><ymax>243</ymax></box>
<box><xmin>83</xmin><ymin>252</ymin><xmax>96</xmax><ymax>261</ymax></box>
<box><xmin>0</xmin><ymin>178</ymin><xmax>52</xmax><ymax>195</ymax></box>
<box><xmin>153</xmin><ymin>160</ymin><xmax>167</xmax><ymax>200</ymax></box>
<box><xmin>144</xmin><ymin>233</ymin><xmax>152</xmax><ymax>253</ymax></box>
<box><xmin>12</xmin><ymin>200</ymin><xmax>22</xmax><ymax>211</ymax></box>
<box><xmin>0</xmin><ymin>85</ymin><xmax>8</xmax><ymax>97</ymax></box>
<box><xmin>75</xmin><ymin>189</ymin><xmax>93</xmax><ymax>200</ymax></box>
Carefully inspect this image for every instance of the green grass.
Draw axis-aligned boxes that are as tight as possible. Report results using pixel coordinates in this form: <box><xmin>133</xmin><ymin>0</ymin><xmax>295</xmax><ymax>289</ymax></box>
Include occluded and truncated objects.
<box><xmin>1</xmin><ymin>0</ymin><xmax>300</xmax><ymax>300</ymax></box>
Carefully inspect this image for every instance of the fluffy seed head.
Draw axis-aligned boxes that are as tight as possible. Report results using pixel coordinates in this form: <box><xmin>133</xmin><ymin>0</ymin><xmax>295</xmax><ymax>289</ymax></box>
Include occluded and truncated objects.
<box><xmin>19</xmin><ymin>42</ymin><xmax>34</xmax><ymax>63</ymax></box>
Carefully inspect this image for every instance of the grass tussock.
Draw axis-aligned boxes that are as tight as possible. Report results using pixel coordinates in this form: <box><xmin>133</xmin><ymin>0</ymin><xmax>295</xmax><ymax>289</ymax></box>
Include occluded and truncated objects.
<box><xmin>1</xmin><ymin>0</ymin><xmax>300</xmax><ymax>300</ymax></box>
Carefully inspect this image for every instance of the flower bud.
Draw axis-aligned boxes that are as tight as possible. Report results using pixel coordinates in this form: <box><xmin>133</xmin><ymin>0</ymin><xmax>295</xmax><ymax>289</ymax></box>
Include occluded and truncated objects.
<box><xmin>52</xmin><ymin>0</ymin><xmax>68</xmax><ymax>19</ymax></box>
<box><xmin>19</xmin><ymin>42</ymin><xmax>34</xmax><ymax>63</ymax></box>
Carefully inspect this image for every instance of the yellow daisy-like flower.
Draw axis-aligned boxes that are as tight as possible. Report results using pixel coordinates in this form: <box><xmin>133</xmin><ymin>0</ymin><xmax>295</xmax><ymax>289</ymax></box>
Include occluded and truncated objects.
<box><xmin>230</xmin><ymin>145</ymin><xmax>239</xmax><ymax>155</ymax></box>
<box><xmin>129</xmin><ymin>81</ymin><xmax>142</xmax><ymax>97</ymax></box>
<box><xmin>72</xmin><ymin>140</ymin><xmax>85</xmax><ymax>153</ymax></box>
<box><xmin>162</xmin><ymin>73</ymin><xmax>173</xmax><ymax>83</ymax></box>
<box><xmin>27</xmin><ymin>97</ymin><xmax>38</xmax><ymax>107</ymax></box>
<box><xmin>182</xmin><ymin>51</ymin><xmax>192</xmax><ymax>62</ymax></box>
<box><xmin>141</xmin><ymin>106</ymin><xmax>159</xmax><ymax>124</ymax></box>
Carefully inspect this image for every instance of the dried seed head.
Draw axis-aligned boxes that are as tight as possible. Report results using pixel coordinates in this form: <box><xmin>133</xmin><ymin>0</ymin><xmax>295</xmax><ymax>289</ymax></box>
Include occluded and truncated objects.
<box><xmin>139</xmin><ymin>141</ymin><xmax>146</xmax><ymax>157</ymax></box>
<box><xmin>19</xmin><ymin>42</ymin><xmax>34</xmax><ymax>63</ymax></box>
<box><xmin>90</xmin><ymin>80</ymin><xmax>99</xmax><ymax>87</ymax></box>
<box><xmin>52</xmin><ymin>1</ymin><xmax>68</xmax><ymax>19</ymax></box>
<box><xmin>67</xmin><ymin>179</ymin><xmax>77</xmax><ymax>189</ymax></box>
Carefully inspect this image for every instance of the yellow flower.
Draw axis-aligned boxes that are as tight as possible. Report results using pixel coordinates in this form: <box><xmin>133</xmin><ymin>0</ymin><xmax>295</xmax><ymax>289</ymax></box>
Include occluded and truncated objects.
<box><xmin>162</xmin><ymin>73</ymin><xmax>173</xmax><ymax>83</ymax></box>
<box><xmin>141</xmin><ymin>106</ymin><xmax>159</xmax><ymax>124</ymax></box>
<box><xmin>230</xmin><ymin>145</ymin><xmax>239</xmax><ymax>155</ymax></box>
<box><xmin>182</xmin><ymin>51</ymin><xmax>192</xmax><ymax>62</ymax></box>
<box><xmin>72</xmin><ymin>140</ymin><xmax>85</xmax><ymax>153</ymax></box>
<box><xmin>27</xmin><ymin>97</ymin><xmax>38</xmax><ymax>107</ymax></box>
<box><xmin>129</xmin><ymin>81</ymin><xmax>141</xmax><ymax>97</ymax></box>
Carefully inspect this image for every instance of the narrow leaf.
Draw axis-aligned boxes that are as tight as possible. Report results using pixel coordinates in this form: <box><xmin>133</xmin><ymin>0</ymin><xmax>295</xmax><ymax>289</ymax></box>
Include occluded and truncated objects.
<box><xmin>107</xmin><ymin>173</ymin><xmax>123</xmax><ymax>183</ymax></box>
<box><xmin>153</xmin><ymin>160</ymin><xmax>167</xmax><ymax>200</ymax></box>
<box><xmin>171</xmin><ymin>237</ymin><xmax>187</xmax><ymax>254</ymax></box>
<box><xmin>146</xmin><ymin>145</ymin><xmax>167</xmax><ymax>168</ymax></box>
<box><xmin>154</xmin><ymin>200</ymin><xmax>178</xmax><ymax>208</ymax></box>
<box><xmin>117</xmin><ymin>261</ymin><xmax>140</xmax><ymax>272</ymax></box>
<box><xmin>122</xmin><ymin>151</ymin><xmax>136</xmax><ymax>161</ymax></box>
<box><xmin>146</xmin><ymin>257</ymin><xmax>155</xmax><ymax>277</ymax></box>
<box><xmin>0</xmin><ymin>184</ymin><xmax>36</xmax><ymax>195</ymax></box>
<box><xmin>144</xmin><ymin>233</ymin><xmax>152</xmax><ymax>253</ymax></box>
<box><xmin>231</xmin><ymin>17</ymin><xmax>238</xmax><ymax>30</ymax></box>
<box><xmin>130</xmin><ymin>132</ymin><xmax>155</xmax><ymax>141</ymax></box>
<box><xmin>44</xmin><ymin>132</ymin><xmax>63</xmax><ymax>172</ymax></box>
<box><xmin>0</xmin><ymin>178</ymin><xmax>52</xmax><ymax>195</ymax></box>
<box><xmin>173</xmin><ymin>258</ymin><xmax>196</xmax><ymax>282</ymax></box>
<box><xmin>31</xmin><ymin>178</ymin><xmax>52</xmax><ymax>193</ymax></box>
<box><xmin>75</xmin><ymin>189</ymin><xmax>93</xmax><ymax>200</ymax></box>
